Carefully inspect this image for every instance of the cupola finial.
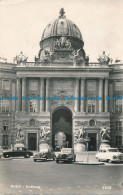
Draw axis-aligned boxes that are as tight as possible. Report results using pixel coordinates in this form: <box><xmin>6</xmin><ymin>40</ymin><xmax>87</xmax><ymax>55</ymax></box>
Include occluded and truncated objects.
<box><xmin>59</xmin><ymin>8</ymin><xmax>65</xmax><ymax>18</ymax></box>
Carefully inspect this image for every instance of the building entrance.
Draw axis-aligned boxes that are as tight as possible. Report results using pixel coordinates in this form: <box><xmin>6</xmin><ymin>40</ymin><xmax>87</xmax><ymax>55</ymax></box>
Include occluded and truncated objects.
<box><xmin>28</xmin><ymin>133</ymin><xmax>37</xmax><ymax>150</ymax></box>
<box><xmin>52</xmin><ymin>107</ymin><xmax>72</xmax><ymax>150</ymax></box>
<box><xmin>88</xmin><ymin>133</ymin><xmax>97</xmax><ymax>151</ymax></box>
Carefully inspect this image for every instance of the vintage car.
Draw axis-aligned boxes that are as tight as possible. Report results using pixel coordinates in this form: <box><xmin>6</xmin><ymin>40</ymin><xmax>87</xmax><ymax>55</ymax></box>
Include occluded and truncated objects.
<box><xmin>33</xmin><ymin>144</ymin><xmax>55</xmax><ymax>162</ymax></box>
<box><xmin>56</xmin><ymin>148</ymin><xmax>76</xmax><ymax>163</ymax></box>
<box><xmin>95</xmin><ymin>148</ymin><xmax>123</xmax><ymax>163</ymax></box>
<box><xmin>3</xmin><ymin>147</ymin><xmax>33</xmax><ymax>158</ymax></box>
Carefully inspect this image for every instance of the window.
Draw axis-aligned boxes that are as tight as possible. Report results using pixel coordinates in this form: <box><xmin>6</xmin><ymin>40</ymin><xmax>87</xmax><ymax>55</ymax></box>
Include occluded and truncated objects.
<box><xmin>115</xmin><ymin>99</ymin><xmax>122</xmax><ymax>114</ymax></box>
<box><xmin>116</xmin><ymin>136</ymin><xmax>122</xmax><ymax>147</ymax></box>
<box><xmin>29</xmin><ymin>99</ymin><xmax>38</xmax><ymax>112</ymax></box>
<box><xmin>115</xmin><ymin>81</ymin><xmax>122</xmax><ymax>91</ymax></box>
<box><xmin>2</xmin><ymin>79</ymin><xmax>10</xmax><ymax>90</ymax></box>
<box><xmin>87</xmin><ymin>81</ymin><xmax>96</xmax><ymax>95</ymax></box>
<box><xmin>87</xmin><ymin>100</ymin><xmax>95</xmax><ymax>113</ymax></box>
<box><xmin>0</xmin><ymin>99</ymin><xmax>9</xmax><ymax>113</ymax></box>
<box><xmin>29</xmin><ymin>80</ymin><xmax>38</xmax><ymax>90</ymax></box>
<box><xmin>115</xmin><ymin>121</ymin><xmax>122</xmax><ymax>131</ymax></box>
<box><xmin>3</xmin><ymin>120</ymin><xmax>9</xmax><ymax>131</ymax></box>
<box><xmin>2</xmin><ymin>135</ymin><xmax>9</xmax><ymax>146</ymax></box>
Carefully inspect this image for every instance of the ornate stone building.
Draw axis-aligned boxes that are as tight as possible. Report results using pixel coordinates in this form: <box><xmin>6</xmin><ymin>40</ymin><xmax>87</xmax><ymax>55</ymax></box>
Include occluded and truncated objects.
<box><xmin>0</xmin><ymin>9</ymin><xmax>123</xmax><ymax>151</ymax></box>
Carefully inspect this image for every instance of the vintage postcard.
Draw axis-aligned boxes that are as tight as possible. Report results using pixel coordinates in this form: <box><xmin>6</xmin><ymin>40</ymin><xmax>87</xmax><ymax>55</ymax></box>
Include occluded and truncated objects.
<box><xmin>0</xmin><ymin>0</ymin><xmax>123</xmax><ymax>195</ymax></box>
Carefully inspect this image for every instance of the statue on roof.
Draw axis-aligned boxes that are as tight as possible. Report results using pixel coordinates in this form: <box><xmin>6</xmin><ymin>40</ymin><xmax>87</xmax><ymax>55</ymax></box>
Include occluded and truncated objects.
<box><xmin>97</xmin><ymin>51</ymin><xmax>111</xmax><ymax>65</ymax></box>
<box><xmin>13</xmin><ymin>51</ymin><xmax>28</xmax><ymax>65</ymax></box>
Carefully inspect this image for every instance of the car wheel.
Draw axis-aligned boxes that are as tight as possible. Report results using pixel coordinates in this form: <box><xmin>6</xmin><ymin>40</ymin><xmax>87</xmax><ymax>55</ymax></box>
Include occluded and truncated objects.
<box><xmin>53</xmin><ymin>156</ymin><xmax>56</xmax><ymax>161</ymax></box>
<box><xmin>24</xmin><ymin>154</ymin><xmax>30</xmax><ymax>158</ymax></box>
<box><xmin>5</xmin><ymin>154</ymin><xmax>9</xmax><ymax>158</ymax></box>
<box><xmin>34</xmin><ymin>159</ymin><xmax>37</xmax><ymax>162</ymax></box>
<box><xmin>56</xmin><ymin>160</ymin><xmax>59</xmax><ymax>163</ymax></box>
<box><xmin>44</xmin><ymin>157</ymin><xmax>47</xmax><ymax>162</ymax></box>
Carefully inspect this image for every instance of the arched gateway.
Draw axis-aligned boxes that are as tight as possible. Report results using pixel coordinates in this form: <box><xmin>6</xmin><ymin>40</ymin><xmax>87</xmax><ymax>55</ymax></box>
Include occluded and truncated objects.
<box><xmin>52</xmin><ymin>106</ymin><xmax>73</xmax><ymax>150</ymax></box>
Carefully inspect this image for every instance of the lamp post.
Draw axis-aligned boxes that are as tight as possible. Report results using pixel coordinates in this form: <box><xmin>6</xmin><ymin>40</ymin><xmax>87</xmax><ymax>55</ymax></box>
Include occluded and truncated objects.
<box><xmin>84</xmin><ymin>131</ymin><xmax>90</xmax><ymax>164</ymax></box>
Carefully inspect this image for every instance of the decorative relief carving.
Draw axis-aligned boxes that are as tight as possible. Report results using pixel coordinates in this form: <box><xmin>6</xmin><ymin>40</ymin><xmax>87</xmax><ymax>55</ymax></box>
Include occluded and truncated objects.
<box><xmin>54</xmin><ymin>36</ymin><xmax>72</xmax><ymax>50</ymax></box>
<box><xmin>97</xmin><ymin>121</ymin><xmax>110</xmax><ymax>127</ymax></box>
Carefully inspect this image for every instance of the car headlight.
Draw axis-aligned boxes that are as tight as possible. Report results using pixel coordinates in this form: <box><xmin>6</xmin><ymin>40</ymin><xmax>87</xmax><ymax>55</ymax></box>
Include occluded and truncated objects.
<box><xmin>113</xmin><ymin>155</ymin><xmax>117</xmax><ymax>159</ymax></box>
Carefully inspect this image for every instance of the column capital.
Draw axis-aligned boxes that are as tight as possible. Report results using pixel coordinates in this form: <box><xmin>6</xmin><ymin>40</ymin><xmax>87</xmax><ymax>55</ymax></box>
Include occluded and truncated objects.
<box><xmin>81</xmin><ymin>77</ymin><xmax>86</xmax><ymax>80</ymax></box>
<box><xmin>22</xmin><ymin>77</ymin><xmax>26</xmax><ymax>81</ymax></box>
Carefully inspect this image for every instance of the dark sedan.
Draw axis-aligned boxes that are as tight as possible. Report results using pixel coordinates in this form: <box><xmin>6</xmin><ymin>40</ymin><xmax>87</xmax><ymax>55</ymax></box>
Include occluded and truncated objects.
<box><xmin>3</xmin><ymin>147</ymin><xmax>33</xmax><ymax>158</ymax></box>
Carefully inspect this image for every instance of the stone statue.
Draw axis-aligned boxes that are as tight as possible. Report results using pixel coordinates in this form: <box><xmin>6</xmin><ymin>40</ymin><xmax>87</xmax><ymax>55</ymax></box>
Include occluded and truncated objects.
<box><xmin>85</xmin><ymin>55</ymin><xmax>89</xmax><ymax>63</ymax></box>
<box><xmin>72</xmin><ymin>48</ymin><xmax>84</xmax><ymax>64</ymax></box>
<box><xmin>78</xmin><ymin>125</ymin><xmax>86</xmax><ymax>139</ymax></box>
<box><xmin>16</xmin><ymin>125</ymin><xmax>24</xmax><ymax>141</ymax></box>
<box><xmin>14</xmin><ymin>51</ymin><xmax>28</xmax><ymax>65</ymax></box>
<box><xmin>100</xmin><ymin>126</ymin><xmax>110</xmax><ymax>140</ymax></box>
<box><xmin>40</xmin><ymin>49</ymin><xmax>54</xmax><ymax>63</ymax></box>
<box><xmin>97</xmin><ymin>51</ymin><xmax>110</xmax><ymax>64</ymax></box>
<box><xmin>39</xmin><ymin>126</ymin><xmax>50</xmax><ymax>140</ymax></box>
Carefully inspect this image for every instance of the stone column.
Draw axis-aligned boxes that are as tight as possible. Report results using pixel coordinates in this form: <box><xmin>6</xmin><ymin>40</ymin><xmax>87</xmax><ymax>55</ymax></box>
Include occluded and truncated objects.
<box><xmin>46</xmin><ymin>78</ymin><xmax>50</xmax><ymax>112</ymax></box>
<box><xmin>16</xmin><ymin>78</ymin><xmax>21</xmax><ymax>112</ymax></box>
<box><xmin>22</xmin><ymin>77</ymin><xmax>26</xmax><ymax>112</ymax></box>
<box><xmin>40</xmin><ymin>78</ymin><xmax>44</xmax><ymax>112</ymax></box>
<box><xmin>105</xmin><ymin>79</ymin><xmax>108</xmax><ymax>112</ymax></box>
<box><xmin>80</xmin><ymin>78</ymin><xmax>85</xmax><ymax>112</ymax></box>
<box><xmin>74</xmin><ymin>78</ymin><xmax>79</xmax><ymax>112</ymax></box>
<box><xmin>99</xmin><ymin>78</ymin><xmax>103</xmax><ymax>112</ymax></box>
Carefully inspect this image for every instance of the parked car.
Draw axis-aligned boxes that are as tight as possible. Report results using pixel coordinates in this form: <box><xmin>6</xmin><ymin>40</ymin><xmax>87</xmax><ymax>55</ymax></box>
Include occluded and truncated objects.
<box><xmin>95</xmin><ymin>148</ymin><xmax>123</xmax><ymax>163</ymax></box>
<box><xmin>33</xmin><ymin>145</ymin><xmax>55</xmax><ymax>162</ymax></box>
<box><xmin>3</xmin><ymin>147</ymin><xmax>33</xmax><ymax>158</ymax></box>
<box><xmin>56</xmin><ymin>148</ymin><xmax>76</xmax><ymax>163</ymax></box>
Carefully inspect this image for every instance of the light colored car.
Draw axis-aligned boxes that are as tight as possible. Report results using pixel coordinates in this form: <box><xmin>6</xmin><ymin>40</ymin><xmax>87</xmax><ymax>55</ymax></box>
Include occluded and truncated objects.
<box><xmin>56</xmin><ymin>148</ymin><xmax>76</xmax><ymax>163</ymax></box>
<box><xmin>33</xmin><ymin>145</ymin><xmax>55</xmax><ymax>162</ymax></box>
<box><xmin>95</xmin><ymin>148</ymin><xmax>123</xmax><ymax>163</ymax></box>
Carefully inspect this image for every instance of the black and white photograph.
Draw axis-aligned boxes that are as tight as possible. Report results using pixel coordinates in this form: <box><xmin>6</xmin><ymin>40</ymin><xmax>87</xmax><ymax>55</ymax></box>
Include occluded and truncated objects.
<box><xmin>0</xmin><ymin>0</ymin><xmax>123</xmax><ymax>194</ymax></box>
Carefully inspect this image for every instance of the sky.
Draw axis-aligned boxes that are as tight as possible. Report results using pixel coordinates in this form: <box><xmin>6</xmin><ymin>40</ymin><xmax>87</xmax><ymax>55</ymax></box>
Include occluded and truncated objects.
<box><xmin>0</xmin><ymin>0</ymin><xmax>123</xmax><ymax>63</ymax></box>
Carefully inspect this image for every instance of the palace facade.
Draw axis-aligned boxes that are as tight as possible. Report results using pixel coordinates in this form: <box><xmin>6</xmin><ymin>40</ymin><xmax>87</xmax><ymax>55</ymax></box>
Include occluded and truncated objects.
<box><xmin>0</xmin><ymin>9</ymin><xmax>123</xmax><ymax>151</ymax></box>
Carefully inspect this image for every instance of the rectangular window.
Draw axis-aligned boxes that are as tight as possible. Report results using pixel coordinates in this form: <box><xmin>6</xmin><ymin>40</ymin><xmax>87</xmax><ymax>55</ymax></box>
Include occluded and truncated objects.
<box><xmin>29</xmin><ymin>99</ymin><xmax>38</xmax><ymax>113</ymax></box>
<box><xmin>2</xmin><ymin>79</ymin><xmax>10</xmax><ymax>90</ymax></box>
<box><xmin>115</xmin><ymin>99</ymin><xmax>122</xmax><ymax>114</ymax></box>
<box><xmin>87</xmin><ymin>100</ymin><xmax>95</xmax><ymax>113</ymax></box>
<box><xmin>29</xmin><ymin>80</ymin><xmax>38</xmax><ymax>90</ymax></box>
<box><xmin>1</xmin><ymin>100</ymin><xmax>9</xmax><ymax>113</ymax></box>
<box><xmin>3</xmin><ymin>120</ymin><xmax>9</xmax><ymax>131</ymax></box>
<box><xmin>116</xmin><ymin>136</ymin><xmax>122</xmax><ymax>147</ymax></box>
<box><xmin>115</xmin><ymin>81</ymin><xmax>122</xmax><ymax>91</ymax></box>
<box><xmin>115</xmin><ymin>121</ymin><xmax>122</xmax><ymax>131</ymax></box>
<box><xmin>87</xmin><ymin>81</ymin><xmax>96</xmax><ymax>95</ymax></box>
<box><xmin>2</xmin><ymin>135</ymin><xmax>9</xmax><ymax>146</ymax></box>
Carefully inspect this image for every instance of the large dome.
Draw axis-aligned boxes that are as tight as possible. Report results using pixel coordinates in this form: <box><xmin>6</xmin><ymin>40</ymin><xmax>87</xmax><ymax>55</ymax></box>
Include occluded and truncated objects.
<box><xmin>41</xmin><ymin>8</ymin><xmax>83</xmax><ymax>41</ymax></box>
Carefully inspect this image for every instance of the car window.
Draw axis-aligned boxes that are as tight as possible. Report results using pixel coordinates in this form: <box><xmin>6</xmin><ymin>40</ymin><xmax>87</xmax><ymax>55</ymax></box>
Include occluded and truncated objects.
<box><xmin>108</xmin><ymin>149</ymin><xmax>119</xmax><ymax>152</ymax></box>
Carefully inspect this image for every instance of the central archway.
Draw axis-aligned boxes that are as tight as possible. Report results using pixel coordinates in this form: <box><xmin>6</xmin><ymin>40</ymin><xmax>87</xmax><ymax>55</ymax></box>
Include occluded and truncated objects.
<box><xmin>52</xmin><ymin>106</ymin><xmax>72</xmax><ymax>150</ymax></box>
